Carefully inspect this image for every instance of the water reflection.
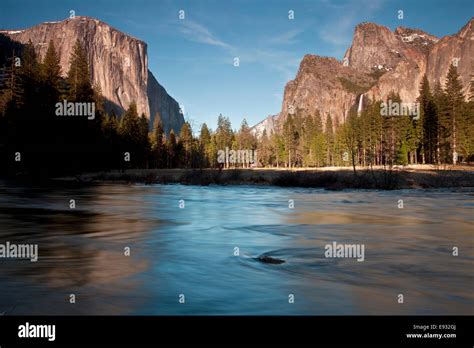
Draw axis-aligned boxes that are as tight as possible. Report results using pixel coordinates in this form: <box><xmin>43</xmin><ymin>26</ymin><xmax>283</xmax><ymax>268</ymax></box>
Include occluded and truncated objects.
<box><xmin>0</xmin><ymin>183</ymin><xmax>472</xmax><ymax>315</ymax></box>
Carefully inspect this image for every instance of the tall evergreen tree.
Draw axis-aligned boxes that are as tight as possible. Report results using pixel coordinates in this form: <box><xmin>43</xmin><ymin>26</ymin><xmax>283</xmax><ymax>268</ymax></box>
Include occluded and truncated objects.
<box><xmin>236</xmin><ymin>118</ymin><xmax>256</xmax><ymax>167</ymax></box>
<box><xmin>312</xmin><ymin>111</ymin><xmax>326</xmax><ymax>167</ymax></box>
<box><xmin>433</xmin><ymin>81</ymin><xmax>448</xmax><ymax>163</ymax></box>
<box><xmin>167</xmin><ymin>129</ymin><xmax>177</xmax><ymax>168</ymax></box>
<box><xmin>139</xmin><ymin>113</ymin><xmax>150</xmax><ymax>167</ymax></box>
<box><xmin>179</xmin><ymin>121</ymin><xmax>193</xmax><ymax>167</ymax></box>
<box><xmin>272</xmin><ymin>132</ymin><xmax>285</xmax><ymax>168</ymax></box>
<box><xmin>282</xmin><ymin>113</ymin><xmax>298</xmax><ymax>168</ymax></box>
<box><xmin>417</xmin><ymin>75</ymin><xmax>437</xmax><ymax>163</ymax></box>
<box><xmin>2</xmin><ymin>50</ymin><xmax>23</xmax><ymax>113</ymax></box>
<box><xmin>343</xmin><ymin>109</ymin><xmax>359</xmax><ymax>175</ymax></box>
<box><xmin>199</xmin><ymin>123</ymin><xmax>211</xmax><ymax>167</ymax></box>
<box><xmin>443</xmin><ymin>63</ymin><xmax>465</xmax><ymax>164</ymax></box>
<box><xmin>215</xmin><ymin>114</ymin><xmax>233</xmax><ymax>167</ymax></box>
<box><xmin>67</xmin><ymin>39</ymin><xmax>93</xmax><ymax>102</ymax></box>
<box><xmin>325</xmin><ymin>114</ymin><xmax>334</xmax><ymax>166</ymax></box>
<box><xmin>152</xmin><ymin>112</ymin><xmax>166</xmax><ymax>168</ymax></box>
<box><xmin>258</xmin><ymin>129</ymin><xmax>276</xmax><ymax>167</ymax></box>
<box><xmin>301</xmin><ymin>114</ymin><xmax>315</xmax><ymax>166</ymax></box>
<box><xmin>119</xmin><ymin>102</ymin><xmax>141</xmax><ymax>167</ymax></box>
<box><xmin>41</xmin><ymin>40</ymin><xmax>61</xmax><ymax>90</ymax></box>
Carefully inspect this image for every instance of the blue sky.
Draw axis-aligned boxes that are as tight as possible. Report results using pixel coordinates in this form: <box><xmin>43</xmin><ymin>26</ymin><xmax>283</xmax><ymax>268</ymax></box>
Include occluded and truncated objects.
<box><xmin>1</xmin><ymin>0</ymin><xmax>473</xmax><ymax>131</ymax></box>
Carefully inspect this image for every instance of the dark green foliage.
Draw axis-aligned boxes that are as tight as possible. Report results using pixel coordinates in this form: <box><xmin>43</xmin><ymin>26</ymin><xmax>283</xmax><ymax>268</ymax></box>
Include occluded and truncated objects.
<box><xmin>151</xmin><ymin>112</ymin><xmax>166</xmax><ymax>168</ymax></box>
<box><xmin>0</xmin><ymin>39</ymin><xmax>472</xmax><ymax>179</ymax></box>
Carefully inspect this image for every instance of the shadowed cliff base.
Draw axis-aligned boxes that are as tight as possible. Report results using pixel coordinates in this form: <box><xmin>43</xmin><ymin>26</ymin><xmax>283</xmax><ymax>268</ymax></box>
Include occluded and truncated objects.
<box><xmin>54</xmin><ymin>165</ymin><xmax>474</xmax><ymax>190</ymax></box>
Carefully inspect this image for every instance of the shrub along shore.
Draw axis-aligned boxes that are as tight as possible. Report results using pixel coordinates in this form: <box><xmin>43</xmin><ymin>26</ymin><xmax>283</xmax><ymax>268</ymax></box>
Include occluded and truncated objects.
<box><xmin>54</xmin><ymin>165</ymin><xmax>474</xmax><ymax>190</ymax></box>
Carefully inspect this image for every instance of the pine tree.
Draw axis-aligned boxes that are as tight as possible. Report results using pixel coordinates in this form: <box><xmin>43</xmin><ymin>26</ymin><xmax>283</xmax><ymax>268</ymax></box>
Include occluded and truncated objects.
<box><xmin>119</xmin><ymin>102</ymin><xmax>140</xmax><ymax>138</ymax></box>
<box><xmin>152</xmin><ymin>112</ymin><xmax>166</xmax><ymax>167</ymax></box>
<box><xmin>312</xmin><ymin>111</ymin><xmax>326</xmax><ymax>167</ymax></box>
<box><xmin>396</xmin><ymin>141</ymin><xmax>409</xmax><ymax>165</ymax></box>
<box><xmin>236</xmin><ymin>119</ymin><xmax>254</xmax><ymax>148</ymax></box>
<box><xmin>282</xmin><ymin>114</ymin><xmax>299</xmax><ymax>168</ymax></box>
<box><xmin>215</xmin><ymin>114</ymin><xmax>233</xmax><ymax>168</ymax></box>
<box><xmin>208</xmin><ymin>133</ymin><xmax>219</xmax><ymax>167</ymax></box>
<box><xmin>100</xmin><ymin>110</ymin><xmax>120</xmax><ymax>167</ymax></box>
<box><xmin>41</xmin><ymin>40</ymin><xmax>61</xmax><ymax>90</ymax></box>
<box><xmin>2</xmin><ymin>50</ymin><xmax>23</xmax><ymax>113</ymax></box>
<box><xmin>20</xmin><ymin>40</ymin><xmax>40</xmax><ymax>77</ymax></box>
<box><xmin>333</xmin><ymin>116</ymin><xmax>346</xmax><ymax>166</ymax></box>
<box><xmin>301</xmin><ymin>114</ymin><xmax>315</xmax><ymax>166</ymax></box>
<box><xmin>364</xmin><ymin>98</ymin><xmax>383</xmax><ymax>166</ymax></box>
<box><xmin>433</xmin><ymin>82</ymin><xmax>448</xmax><ymax>163</ymax></box>
<box><xmin>405</xmin><ymin>116</ymin><xmax>417</xmax><ymax>164</ymax></box>
<box><xmin>258</xmin><ymin>129</ymin><xmax>275</xmax><ymax>167</ymax></box>
<box><xmin>382</xmin><ymin>92</ymin><xmax>403</xmax><ymax>165</ymax></box>
<box><xmin>38</xmin><ymin>39</ymin><xmax>63</xmax><ymax>163</ymax></box>
<box><xmin>235</xmin><ymin>118</ymin><xmax>256</xmax><ymax>167</ymax></box>
<box><xmin>13</xmin><ymin>40</ymin><xmax>41</xmax><ymax>117</ymax></box>
<box><xmin>102</xmin><ymin>111</ymin><xmax>119</xmax><ymax>141</ymax></box>
<box><xmin>417</xmin><ymin>75</ymin><xmax>438</xmax><ymax>164</ymax></box>
<box><xmin>92</xmin><ymin>82</ymin><xmax>105</xmax><ymax>118</ymax></box>
<box><xmin>119</xmin><ymin>102</ymin><xmax>141</xmax><ymax>166</ymax></box>
<box><xmin>396</xmin><ymin>115</ymin><xmax>413</xmax><ymax>166</ymax></box>
<box><xmin>167</xmin><ymin>129</ymin><xmax>177</xmax><ymax>168</ymax></box>
<box><xmin>272</xmin><ymin>132</ymin><xmax>285</xmax><ymax>168</ymax></box>
<box><xmin>325</xmin><ymin>114</ymin><xmax>335</xmax><ymax>166</ymax></box>
<box><xmin>199</xmin><ymin>123</ymin><xmax>211</xmax><ymax>167</ymax></box>
<box><xmin>179</xmin><ymin>121</ymin><xmax>193</xmax><ymax>167</ymax></box>
<box><xmin>139</xmin><ymin>113</ymin><xmax>150</xmax><ymax>167</ymax></box>
<box><xmin>444</xmin><ymin>63</ymin><xmax>465</xmax><ymax>164</ymax></box>
<box><xmin>2</xmin><ymin>43</ymin><xmax>41</xmax><ymax>159</ymax></box>
<box><xmin>67</xmin><ymin>39</ymin><xmax>93</xmax><ymax>102</ymax></box>
<box><xmin>343</xmin><ymin>109</ymin><xmax>359</xmax><ymax>175</ymax></box>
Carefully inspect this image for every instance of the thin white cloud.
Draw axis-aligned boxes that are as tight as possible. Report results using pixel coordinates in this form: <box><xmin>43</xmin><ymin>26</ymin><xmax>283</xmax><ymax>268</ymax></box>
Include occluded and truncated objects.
<box><xmin>175</xmin><ymin>22</ymin><xmax>302</xmax><ymax>82</ymax></box>
<box><xmin>238</xmin><ymin>49</ymin><xmax>301</xmax><ymax>81</ymax></box>
<box><xmin>179</xmin><ymin>20</ymin><xmax>233</xmax><ymax>49</ymax></box>
<box><xmin>268</xmin><ymin>29</ymin><xmax>303</xmax><ymax>45</ymax></box>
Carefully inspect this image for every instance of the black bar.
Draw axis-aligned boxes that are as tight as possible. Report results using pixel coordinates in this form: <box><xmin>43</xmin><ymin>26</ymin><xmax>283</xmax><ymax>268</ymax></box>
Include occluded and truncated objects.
<box><xmin>0</xmin><ymin>316</ymin><xmax>472</xmax><ymax>346</ymax></box>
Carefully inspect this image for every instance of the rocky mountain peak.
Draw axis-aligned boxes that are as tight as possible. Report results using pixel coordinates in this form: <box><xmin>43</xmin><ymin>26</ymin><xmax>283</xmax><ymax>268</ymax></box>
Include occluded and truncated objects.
<box><xmin>1</xmin><ymin>16</ymin><xmax>184</xmax><ymax>134</ymax></box>
<box><xmin>457</xmin><ymin>17</ymin><xmax>474</xmax><ymax>38</ymax></box>
<box><xmin>394</xmin><ymin>26</ymin><xmax>438</xmax><ymax>53</ymax></box>
<box><xmin>251</xmin><ymin>114</ymin><xmax>278</xmax><ymax>138</ymax></box>
<box><xmin>344</xmin><ymin>22</ymin><xmax>401</xmax><ymax>73</ymax></box>
<box><xmin>279</xmin><ymin>53</ymin><xmax>375</xmax><ymax>128</ymax></box>
<box><xmin>254</xmin><ymin>18</ymin><xmax>473</xmax><ymax>137</ymax></box>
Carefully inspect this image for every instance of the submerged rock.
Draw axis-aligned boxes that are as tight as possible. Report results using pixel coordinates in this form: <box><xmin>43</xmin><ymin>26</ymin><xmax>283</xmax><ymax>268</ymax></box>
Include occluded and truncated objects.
<box><xmin>257</xmin><ymin>255</ymin><xmax>286</xmax><ymax>264</ymax></box>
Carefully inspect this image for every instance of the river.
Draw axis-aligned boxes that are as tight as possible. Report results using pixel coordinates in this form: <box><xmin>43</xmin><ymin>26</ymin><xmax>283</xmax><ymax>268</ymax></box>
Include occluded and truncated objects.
<box><xmin>0</xmin><ymin>183</ymin><xmax>472</xmax><ymax>315</ymax></box>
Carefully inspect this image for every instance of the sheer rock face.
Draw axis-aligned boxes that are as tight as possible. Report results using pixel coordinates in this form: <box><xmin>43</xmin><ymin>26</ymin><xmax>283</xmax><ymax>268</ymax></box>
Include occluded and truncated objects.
<box><xmin>280</xmin><ymin>55</ymin><xmax>375</xmax><ymax>127</ymax></box>
<box><xmin>425</xmin><ymin>18</ymin><xmax>473</xmax><ymax>93</ymax></box>
<box><xmin>147</xmin><ymin>70</ymin><xmax>183</xmax><ymax>135</ymax></box>
<box><xmin>1</xmin><ymin>16</ymin><xmax>184</xmax><ymax>133</ymax></box>
<box><xmin>357</xmin><ymin>19</ymin><xmax>472</xmax><ymax>104</ymax></box>
<box><xmin>345</xmin><ymin>23</ymin><xmax>436</xmax><ymax>104</ymax></box>
<box><xmin>254</xmin><ymin>18</ymin><xmax>473</xmax><ymax>134</ymax></box>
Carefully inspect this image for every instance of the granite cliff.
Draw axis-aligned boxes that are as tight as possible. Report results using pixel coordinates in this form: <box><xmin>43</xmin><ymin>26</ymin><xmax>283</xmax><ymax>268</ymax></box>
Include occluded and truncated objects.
<box><xmin>253</xmin><ymin>18</ymin><xmax>473</xmax><ymax>134</ymax></box>
<box><xmin>0</xmin><ymin>16</ymin><xmax>184</xmax><ymax>133</ymax></box>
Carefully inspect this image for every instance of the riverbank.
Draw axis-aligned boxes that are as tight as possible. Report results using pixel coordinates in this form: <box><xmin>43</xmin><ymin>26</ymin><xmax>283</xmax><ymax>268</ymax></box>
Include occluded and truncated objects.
<box><xmin>55</xmin><ymin>165</ymin><xmax>474</xmax><ymax>190</ymax></box>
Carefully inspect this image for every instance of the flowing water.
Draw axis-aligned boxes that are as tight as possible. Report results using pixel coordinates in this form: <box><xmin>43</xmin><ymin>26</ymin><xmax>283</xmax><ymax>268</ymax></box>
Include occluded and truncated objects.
<box><xmin>0</xmin><ymin>183</ymin><xmax>472</xmax><ymax>315</ymax></box>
